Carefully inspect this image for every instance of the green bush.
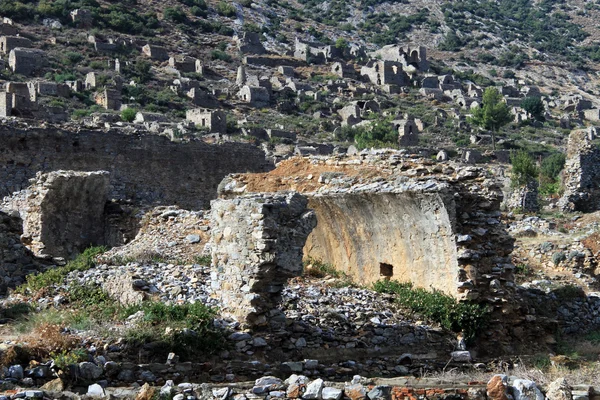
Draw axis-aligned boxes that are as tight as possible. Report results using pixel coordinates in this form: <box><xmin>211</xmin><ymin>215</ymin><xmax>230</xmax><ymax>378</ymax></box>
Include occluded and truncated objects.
<box><xmin>373</xmin><ymin>280</ymin><xmax>489</xmax><ymax>341</ymax></box>
<box><xmin>510</xmin><ymin>150</ymin><xmax>539</xmax><ymax>187</ymax></box>
<box><xmin>164</xmin><ymin>6</ymin><xmax>187</xmax><ymax>22</ymax></box>
<box><xmin>62</xmin><ymin>52</ymin><xmax>84</xmax><ymax>66</ymax></box>
<box><xmin>121</xmin><ymin>108</ymin><xmax>136</xmax><ymax>122</ymax></box>
<box><xmin>211</xmin><ymin>49</ymin><xmax>232</xmax><ymax>62</ymax></box>
<box><xmin>16</xmin><ymin>246</ymin><xmax>106</xmax><ymax>294</ymax></box>
<box><xmin>122</xmin><ymin>301</ymin><xmax>226</xmax><ymax>358</ymax></box>
<box><xmin>216</xmin><ymin>1</ymin><xmax>236</xmax><ymax>17</ymax></box>
<box><xmin>540</xmin><ymin>153</ymin><xmax>566</xmax><ymax>182</ymax></box>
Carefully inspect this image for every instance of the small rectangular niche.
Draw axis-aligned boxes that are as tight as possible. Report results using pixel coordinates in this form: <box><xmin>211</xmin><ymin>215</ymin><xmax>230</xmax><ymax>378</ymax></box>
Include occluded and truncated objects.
<box><xmin>380</xmin><ymin>263</ymin><xmax>394</xmax><ymax>279</ymax></box>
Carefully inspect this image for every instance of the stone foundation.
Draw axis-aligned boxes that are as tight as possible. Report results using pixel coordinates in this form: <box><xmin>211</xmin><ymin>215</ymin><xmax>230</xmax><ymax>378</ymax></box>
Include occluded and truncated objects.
<box><xmin>2</xmin><ymin>170</ymin><xmax>110</xmax><ymax>258</ymax></box>
<box><xmin>209</xmin><ymin>192</ymin><xmax>316</xmax><ymax>327</ymax></box>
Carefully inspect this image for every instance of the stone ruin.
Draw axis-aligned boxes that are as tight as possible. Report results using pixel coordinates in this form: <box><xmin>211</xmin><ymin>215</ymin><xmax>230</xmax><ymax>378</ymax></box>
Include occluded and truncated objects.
<box><xmin>209</xmin><ymin>192</ymin><xmax>316</xmax><ymax>327</ymax></box>
<box><xmin>1</xmin><ymin>170</ymin><xmax>110</xmax><ymax>259</ymax></box>
<box><xmin>9</xmin><ymin>48</ymin><xmax>47</xmax><ymax>75</ymax></box>
<box><xmin>212</xmin><ymin>154</ymin><xmax>517</xmax><ymax>354</ymax></box>
<box><xmin>0</xmin><ymin>210</ymin><xmax>42</xmax><ymax>293</ymax></box>
<box><xmin>559</xmin><ymin>129</ymin><xmax>600</xmax><ymax>212</ymax></box>
<box><xmin>186</xmin><ymin>108</ymin><xmax>226</xmax><ymax>133</ymax></box>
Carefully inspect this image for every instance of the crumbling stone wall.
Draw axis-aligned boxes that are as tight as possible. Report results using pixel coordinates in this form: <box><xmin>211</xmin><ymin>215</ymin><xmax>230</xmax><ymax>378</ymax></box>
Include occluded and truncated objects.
<box><xmin>0</xmin><ymin>125</ymin><xmax>273</xmax><ymax>209</ymax></box>
<box><xmin>209</xmin><ymin>192</ymin><xmax>316</xmax><ymax>327</ymax></box>
<box><xmin>0</xmin><ymin>210</ymin><xmax>41</xmax><ymax>293</ymax></box>
<box><xmin>2</xmin><ymin>170</ymin><xmax>110</xmax><ymax>258</ymax></box>
<box><xmin>559</xmin><ymin>129</ymin><xmax>600</xmax><ymax>212</ymax></box>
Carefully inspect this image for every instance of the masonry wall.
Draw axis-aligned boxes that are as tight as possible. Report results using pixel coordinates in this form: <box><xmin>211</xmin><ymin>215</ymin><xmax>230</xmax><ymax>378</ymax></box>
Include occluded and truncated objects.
<box><xmin>559</xmin><ymin>130</ymin><xmax>600</xmax><ymax>212</ymax></box>
<box><xmin>2</xmin><ymin>171</ymin><xmax>110</xmax><ymax>258</ymax></box>
<box><xmin>0</xmin><ymin>126</ymin><xmax>273</xmax><ymax>209</ymax></box>
<box><xmin>304</xmin><ymin>192</ymin><xmax>459</xmax><ymax>293</ymax></box>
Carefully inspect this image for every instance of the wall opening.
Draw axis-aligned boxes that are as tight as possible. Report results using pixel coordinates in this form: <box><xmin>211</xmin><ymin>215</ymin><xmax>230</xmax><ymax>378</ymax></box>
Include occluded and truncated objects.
<box><xmin>379</xmin><ymin>263</ymin><xmax>393</xmax><ymax>280</ymax></box>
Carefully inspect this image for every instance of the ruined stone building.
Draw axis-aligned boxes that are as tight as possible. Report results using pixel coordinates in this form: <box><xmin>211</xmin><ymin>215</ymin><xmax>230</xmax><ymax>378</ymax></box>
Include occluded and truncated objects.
<box><xmin>393</xmin><ymin>115</ymin><xmax>420</xmax><ymax>146</ymax></box>
<box><xmin>0</xmin><ymin>35</ymin><xmax>32</xmax><ymax>54</ymax></box>
<box><xmin>70</xmin><ymin>9</ymin><xmax>92</xmax><ymax>28</ymax></box>
<box><xmin>236</xmin><ymin>32</ymin><xmax>266</xmax><ymax>55</ymax></box>
<box><xmin>168</xmin><ymin>55</ymin><xmax>197</xmax><ymax>73</ymax></box>
<box><xmin>215</xmin><ymin>154</ymin><xmax>517</xmax><ymax>342</ymax></box>
<box><xmin>1</xmin><ymin>171</ymin><xmax>110</xmax><ymax>258</ymax></box>
<box><xmin>142</xmin><ymin>44</ymin><xmax>169</xmax><ymax>61</ymax></box>
<box><xmin>360</xmin><ymin>60</ymin><xmax>408</xmax><ymax>86</ymax></box>
<box><xmin>294</xmin><ymin>37</ymin><xmax>341</xmax><ymax>63</ymax></box>
<box><xmin>94</xmin><ymin>88</ymin><xmax>122</xmax><ymax>110</ymax></box>
<box><xmin>237</xmin><ymin>85</ymin><xmax>270</xmax><ymax>107</ymax></box>
<box><xmin>369</xmin><ymin>45</ymin><xmax>429</xmax><ymax>72</ymax></box>
<box><xmin>331</xmin><ymin>62</ymin><xmax>355</xmax><ymax>78</ymax></box>
<box><xmin>8</xmin><ymin>48</ymin><xmax>46</xmax><ymax>75</ymax></box>
<box><xmin>186</xmin><ymin>109</ymin><xmax>227</xmax><ymax>133</ymax></box>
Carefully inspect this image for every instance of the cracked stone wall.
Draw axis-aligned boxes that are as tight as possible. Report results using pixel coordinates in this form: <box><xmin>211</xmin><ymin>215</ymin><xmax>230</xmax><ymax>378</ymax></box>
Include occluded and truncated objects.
<box><xmin>2</xmin><ymin>170</ymin><xmax>110</xmax><ymax>258</ymax></box>
<box><xmin>559</xmin><ymin>129</ymin><xmax>600</xmax><ymax>212</ymax></box>
<box><xmin>209</xmin><ymin>192</ymin><xmax>316</xmax><ymax>327</ymax></box>
<box><xmin>0</xmin><ymin>125</ymin><xmax>273</xmax><ymax>209</ymax></box>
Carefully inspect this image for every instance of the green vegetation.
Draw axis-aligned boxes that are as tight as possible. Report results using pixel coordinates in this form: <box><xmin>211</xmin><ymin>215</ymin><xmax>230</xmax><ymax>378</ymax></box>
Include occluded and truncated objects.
<box><xmin>121</xmin><ymin>301</ymin><xmax>225</xmax><ymax>358</ymax></box>
<box><xmin>510</xmin><ymin>150</ymin><xmax>539</xmax><ymax>187</ymax></box>
<box><xmin>441</xmin><ymin>0</ymin><xmax>589</xmax><ymax>64</ymax></box>
<box><xmin>366</xmin><ymin>10</ymin><xmax>429</xmax><ymax>46</ymax></box>
<box><xmin>469</xmin><ymin>87</ymin><xmax>513</xmax><ymax>149</ymax></box>
<box><xmin>121</xmin><ymin>108</ymin><xmax>136</xmax><ymax>122</ymax></box>
<box><xmin>164</xmin><ymin>6</ymin><xmax>187</xmax><ymax>23</ymax></box>
<box><xmin>16</xmin><ymin>246</ymin><xmax>106</xmax><ymax>294</ymax></box>
<box><xmin>373</xmin><ymin>280</ymin><xmax>489</xmax><ymax>341</ymax></box>
<box><xmin>539</xmin><ymin>152</ymin><xmax>565</xmax><ymax>195</ymax></box>
<box><xmin>521</xmin><ymin>97</ymin><xmax>545</xmax><ymax>121</ymax></box>
<box><xmin>216</xmin><ymin>1</ymin><xmax>236</xmax><ymax>17</ymax></box>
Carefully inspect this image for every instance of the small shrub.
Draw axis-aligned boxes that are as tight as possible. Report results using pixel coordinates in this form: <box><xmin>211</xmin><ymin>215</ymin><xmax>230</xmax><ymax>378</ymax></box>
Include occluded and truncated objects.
<box><xmin>302</xmin><ymin>257</ymin><xmax>354</xmax><ymax>287</ymax></box>
<box><xmin>164</xmin><ymin>6</ymin><xmax>187</xmax><ymax>22</ymax></box>
<box><xmin>121</xmin><ymin>301</ymin><xmax>225</xmax><ymax>359</ymax></box>
<box><xmin>211</xmin><ymin>49</ymin><xmax>232</xmax><ymax>62</ymax></box>
<box><xmin>216</xmin><ymin>1</ymin><xmax>236</xmax><ymax>17</ymax></box>
<box><xmin>121</xmin><ymin>108</ymin><xmax>136</xmax><ymax>122</ymax></box>
<box><xmin>62</xmin><ymin>52</ymin><xmax>84</xmax><ymax>66</ymax></box>
<box><xmin>552</xmin><ymin>284</ymin><xmax>585</xmax><ymax>300</ymax></box>
<box><xmin>51</xmin><ymin>348</ymin><xmax>88</xmax><ymax>370</ymax></box>
<box><xmin>552</xmin><ymin>251</ymin><xmax>566</xmax><ymax>265</ymax></box>
<box><xmin>194</xmin><ymin>255</ymin><xmax>211</xmax><ymax>265</ymax></box>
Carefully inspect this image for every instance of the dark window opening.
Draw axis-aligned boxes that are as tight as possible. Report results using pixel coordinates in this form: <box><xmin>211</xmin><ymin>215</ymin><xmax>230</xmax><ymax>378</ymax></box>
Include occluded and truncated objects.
<box><xmin>380</xmin><ymin>263</ymin><xmax>393</xmax><ymax>279</ymax></box>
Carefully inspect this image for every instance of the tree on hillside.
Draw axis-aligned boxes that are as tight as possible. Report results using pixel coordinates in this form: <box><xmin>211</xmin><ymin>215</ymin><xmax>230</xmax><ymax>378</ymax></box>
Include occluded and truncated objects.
<box><xmin>469</xmin><ymin>87</ymin><xmax>513</xmax><ymax>150</ymax></box>
<box><xmin>520</xmin><ymin>96</ymin><xmax>545</xmax><ymax>121</ymax></box>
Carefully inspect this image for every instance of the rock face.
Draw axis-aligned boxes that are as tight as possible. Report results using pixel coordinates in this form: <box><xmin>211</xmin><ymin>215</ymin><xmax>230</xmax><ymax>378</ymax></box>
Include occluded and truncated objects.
<box><xmin>2</xmin><ymin>170</ymin><xmax>110</xmax><ymax>258</ymax></box>
<box><xmin>559</xmin><ymin>129</ymin><xmax>600</xmax><ymax>212</ymax></box>
<box><xmin>209</xmin><ymin>192</ymin><xmax>316</xmax><ymax>327</ymax></box>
